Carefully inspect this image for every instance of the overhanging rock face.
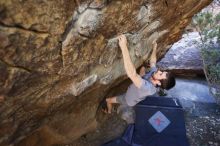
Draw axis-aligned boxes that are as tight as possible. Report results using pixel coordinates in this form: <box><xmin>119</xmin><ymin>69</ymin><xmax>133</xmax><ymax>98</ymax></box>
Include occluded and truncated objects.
<box><xmin>0</xmin><ymin>0</ymin><xmax>212</xmax><ymax>145</ymax></box>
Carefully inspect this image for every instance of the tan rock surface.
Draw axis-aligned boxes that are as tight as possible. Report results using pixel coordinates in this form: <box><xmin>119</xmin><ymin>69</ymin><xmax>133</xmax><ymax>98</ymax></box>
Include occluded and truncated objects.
<box><xmin>0</xmin><ymin>0</ymin><xmax>212</xmax><ymax>145</ymax></box>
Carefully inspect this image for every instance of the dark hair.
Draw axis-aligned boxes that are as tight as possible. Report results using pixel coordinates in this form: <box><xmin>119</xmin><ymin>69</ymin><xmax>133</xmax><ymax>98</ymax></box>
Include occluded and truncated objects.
<box><xmin>160</xmin><ymin>72</ymin><xmax>175</xmax><ymax>90</ymax></box>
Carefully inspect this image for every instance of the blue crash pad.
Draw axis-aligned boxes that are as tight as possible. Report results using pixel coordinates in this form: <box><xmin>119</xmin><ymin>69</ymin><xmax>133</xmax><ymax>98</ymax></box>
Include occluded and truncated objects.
<box><xmin>102</xmin><ymin>96</ymin><xmax>189</xmax><ymax>146</ymax></box>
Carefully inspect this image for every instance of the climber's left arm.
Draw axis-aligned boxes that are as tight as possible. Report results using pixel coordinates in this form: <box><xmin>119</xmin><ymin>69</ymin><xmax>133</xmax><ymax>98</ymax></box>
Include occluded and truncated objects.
<box><xmin>150</xmin><ymin>41</ymin><xmax>157</xmax><ymax>68</ymax></box>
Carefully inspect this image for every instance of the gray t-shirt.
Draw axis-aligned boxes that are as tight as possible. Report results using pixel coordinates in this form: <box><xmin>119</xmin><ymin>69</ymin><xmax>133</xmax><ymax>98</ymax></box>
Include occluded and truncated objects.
<box><xmin>125</xmin><ymin>67</ymin><xmax>157</xmax><ymax>106</ymax></box>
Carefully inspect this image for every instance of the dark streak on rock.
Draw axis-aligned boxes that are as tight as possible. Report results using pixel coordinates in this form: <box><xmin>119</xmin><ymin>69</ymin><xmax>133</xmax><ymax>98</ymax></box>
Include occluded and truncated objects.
<box><xmin>61</xmin><ymin>17</ymin><xmax>76</xmax><ymax>42</ymax></box>
<box><xmin>0</xmin><ymin>21</ymin><xmax>48</xmax><ymax>35</ymax></box>
<box><xmin>0</xmin><ymin>58</ymin><xmax>31</xmax><ymax>73</ymax></box>
<box><xmin>78</xmin><ymin>31</ymin><xmax>91</xmax><ymax>39</ymax></box>
<box><xmin>59</xmin><ymin>41</ymin><xmax>64</xmax><ymax>68</ymax></box>
<box><xmin>164</xmin><ymin>0</ymin><xmax>169</xmax><ymax>7</ymax></box>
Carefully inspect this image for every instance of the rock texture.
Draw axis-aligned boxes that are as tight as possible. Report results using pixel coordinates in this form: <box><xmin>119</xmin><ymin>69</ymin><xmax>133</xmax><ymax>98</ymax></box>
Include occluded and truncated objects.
<box><xmin>0</xmin><ymin>0</ymin><xmax>212</xmax><ymax>146</ymax></box>
<box><xmin>157</xmin><ymin>32</ymin><xmax>204</xmax><ymax>76</ymax></box>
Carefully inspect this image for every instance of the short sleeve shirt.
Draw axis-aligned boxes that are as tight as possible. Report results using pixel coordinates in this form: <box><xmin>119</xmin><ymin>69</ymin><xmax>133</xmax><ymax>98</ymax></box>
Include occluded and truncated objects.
<box><xmin>125</xmin><ymin>67</ymin><xmax>157</xmax><ymax>106</ymax></box>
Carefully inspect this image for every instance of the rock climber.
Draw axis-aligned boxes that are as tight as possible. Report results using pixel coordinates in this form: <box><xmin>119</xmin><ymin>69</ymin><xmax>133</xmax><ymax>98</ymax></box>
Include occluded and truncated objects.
<box><xmin>104</xmin><ymin>34</ymin><xmax>175</xmax><ymax>114</ymax></box>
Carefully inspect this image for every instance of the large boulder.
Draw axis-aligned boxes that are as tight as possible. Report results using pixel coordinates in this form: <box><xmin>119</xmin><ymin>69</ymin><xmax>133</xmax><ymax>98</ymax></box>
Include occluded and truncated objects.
<box><xmin>157</xmin><ymin>32</ymin><xmax>204</xmax><ymax>76</ymax></box>
<box><xmin>0</xmin><ymin>0</ymin><xmax>212</xmax><ymax>146</ymax></box>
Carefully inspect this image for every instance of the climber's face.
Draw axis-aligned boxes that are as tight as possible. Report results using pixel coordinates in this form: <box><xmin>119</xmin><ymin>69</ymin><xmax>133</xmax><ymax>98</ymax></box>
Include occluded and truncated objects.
<box><xmin>152</xmin><ymin>70</ymin><xmax>167</xmax><ymax>80</ymax></box>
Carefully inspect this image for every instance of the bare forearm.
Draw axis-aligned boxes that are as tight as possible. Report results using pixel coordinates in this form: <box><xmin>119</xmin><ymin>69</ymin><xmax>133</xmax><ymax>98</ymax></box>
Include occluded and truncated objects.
<box><xmin>150</xmin><ymin>44</ymin><xmax>157</xmax><ymax>67</ymax></box>
<box><xmin>118</xmin><ymin>35</ymin><xmax>142</xmax><ymax>88</ymax></box>
<box><xmin>121</xmin><ymin>46</ymin><xmax>137</xmax><ymax>78</ymax></box>
<box><xmin>150</xmin><ymin>47</ymin><xmax>156</xmax><ymax>63</ymax></box>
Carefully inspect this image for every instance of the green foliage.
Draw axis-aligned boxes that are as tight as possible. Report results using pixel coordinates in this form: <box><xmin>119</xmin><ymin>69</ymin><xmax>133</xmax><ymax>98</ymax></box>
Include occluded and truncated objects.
<box><xmin>208</xmin><ymin>65</ymin><xmax>220</xmax><ymax>84</ymax></box>
<box><xmin>202</xmin><ymin>49</ymin><xmax>220</xmax><ymax>85</ymax></box>
<box><xmin>192</xmin><ymin>11</ymin><xmax>220</xmax><ymax>43</ymax></box>
<box><xmin>201</xmin><ymin>48</ymin><xmax>219</xmax><ymax>61</ymax></box>
<box><xmin>192</xmin><ymin>10</ymin><xmax>220</xmax><ymax>97</ymax></box>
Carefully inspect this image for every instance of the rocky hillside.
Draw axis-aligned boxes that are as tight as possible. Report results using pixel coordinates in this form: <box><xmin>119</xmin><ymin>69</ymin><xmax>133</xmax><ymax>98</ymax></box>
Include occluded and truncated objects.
<box><xmin>0</xmin><ymin>0</ymin><xmax>212</xmax><ymax>145</ymax></box>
